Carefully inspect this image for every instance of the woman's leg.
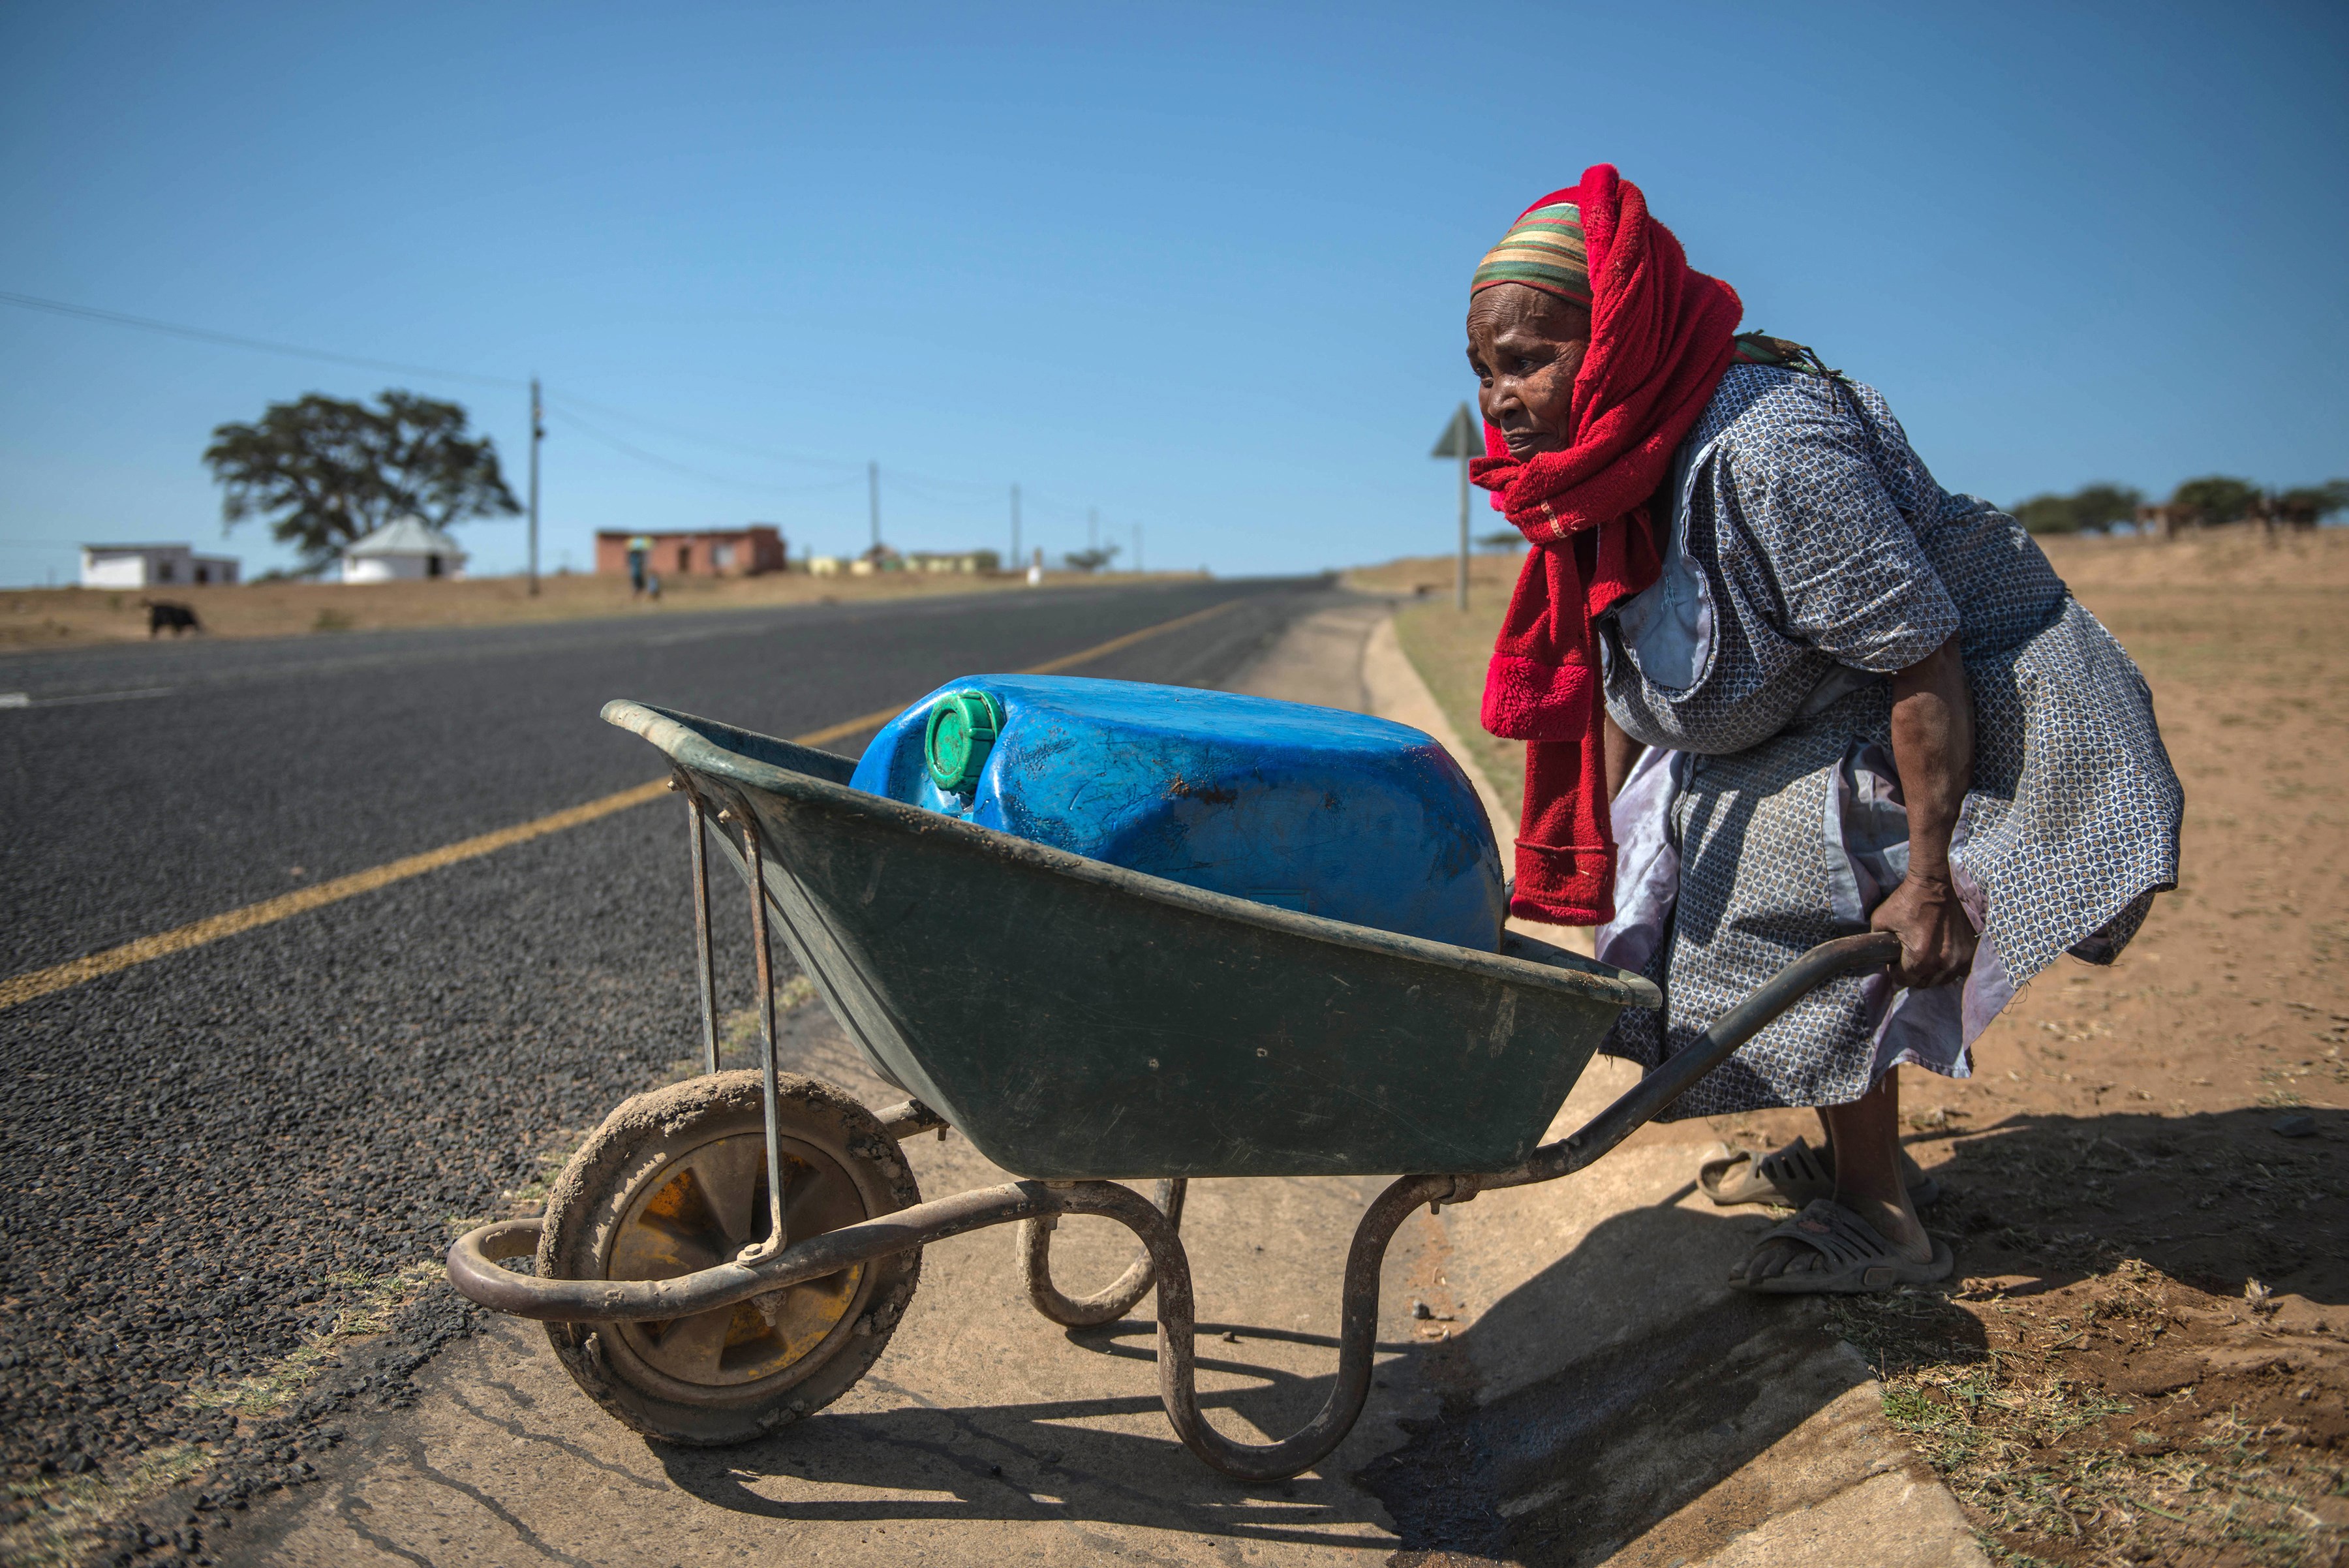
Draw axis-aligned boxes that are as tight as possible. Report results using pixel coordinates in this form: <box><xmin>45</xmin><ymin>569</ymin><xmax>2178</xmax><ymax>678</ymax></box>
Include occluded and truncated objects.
<box><xmin>1822</xmin><ymin>1068</ymin><xmax>1929</xmax><ymax>1253</ymax></box>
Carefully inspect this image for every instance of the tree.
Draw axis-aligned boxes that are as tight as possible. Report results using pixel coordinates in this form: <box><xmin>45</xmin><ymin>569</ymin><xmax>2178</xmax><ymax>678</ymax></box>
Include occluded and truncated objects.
<box><xmin>2274</xmin><ymin>480</ymin><xmax>2349</xmax><ymax>528</ymax></box>
<box><xmin>2068</xmin><ymin>482</ymin><xmax>2143</xmax><ymax>531</ymax></box>
<box><xmin>204</xmin><ymin>390</ymin><xmax>520</xmax><ymax>572</ymax></box>
<box><xmin>2010</xmin><ymin>482</ymin><xmax>2144</xmax><ymax>536</ymax></box>
<box><xmin>2010</xmin><ymin>493</ymin><xmax>2081</xmax><ymax>534</ymax></box>
<box><xmin>1475</xmin><ymin>529</ymin><xmax>1526</xmax><ymax>553</ymax></box>
<box><xmin>1062</xmin><ymin>544</ymin><xmax>1121</xmax><ymax>572</ymax></box>
<box><xmin>2166</xmin><ymin>475</ymin><xmax>2261</xmax><ymax>530</ymax></box>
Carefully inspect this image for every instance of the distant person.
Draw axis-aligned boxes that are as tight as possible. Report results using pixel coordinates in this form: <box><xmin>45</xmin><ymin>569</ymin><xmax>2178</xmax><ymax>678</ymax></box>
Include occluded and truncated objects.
<box><xmin>1462</xmin><ymin>166</ymin><xmax>2181</xmax><ymax>1294</ymax></box>
<box><xmin>626</xmin><ymin>534</ymin><xmax>652</xmax><ymax>598</ymax></box>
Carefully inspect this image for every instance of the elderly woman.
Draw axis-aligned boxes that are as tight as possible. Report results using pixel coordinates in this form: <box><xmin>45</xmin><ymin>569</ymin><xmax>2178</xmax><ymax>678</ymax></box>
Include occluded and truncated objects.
<box><xmin>1464</xmin><ymin>166</ymin><xmax>2182</xmax><ymax>1293</ymax></box>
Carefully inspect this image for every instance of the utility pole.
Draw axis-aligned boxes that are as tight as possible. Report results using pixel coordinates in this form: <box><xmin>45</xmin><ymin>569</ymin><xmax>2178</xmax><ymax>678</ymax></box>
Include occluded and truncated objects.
<box><xmin>868</xmin><ymin>461</ymin><xmax>880</xmax><ymax>553</ymax></box>
<box><xmin>1133</xmin><ymin>522</ymin><xmax>1142</xmax><ymax>574</ymax></box>
<box><xmin>1087</xmin><ymin>507</ymin><xmax>1098</xmax><ymax>553</ymax></box>
<box><xmin>1456</xmin><ymin>441</ymin><xmax>1470</xmax><ymax>610</ymax></box>
<box><xmin>1010</xmin><ymin>483</ymin><xmax>1021</xmax><ymax>567</ymax></box>
<box><xmin>1430</xmin><ymin>403</ymin><xmax>1479</xmax><ymax>611</ymax></box>
<box><xmin>527</xmin><ymin>377</ymin><xmax>544</xmax><ymax>596</ymax></box>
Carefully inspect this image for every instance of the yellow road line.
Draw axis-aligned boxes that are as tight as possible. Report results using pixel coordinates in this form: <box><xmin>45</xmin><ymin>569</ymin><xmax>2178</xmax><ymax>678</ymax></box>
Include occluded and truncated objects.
<box><xmin>0</xmin><ymin>597</ymin><xmax>1240</xmax><ymax>1012</ymax></box>
<box><xmin>1020</xmin><ymin>598</ymin><xmax>1236</xmax><ymax>676</ymax></box>
<box><xmin>0</xmin><ymin>782</ymin><xmax>674</xmax><ymax>1011</ymax></box>
<box><xmin>761</xmin><ymin>598</ymin><xmax>1236</xmax><ymax>749</ymax></box>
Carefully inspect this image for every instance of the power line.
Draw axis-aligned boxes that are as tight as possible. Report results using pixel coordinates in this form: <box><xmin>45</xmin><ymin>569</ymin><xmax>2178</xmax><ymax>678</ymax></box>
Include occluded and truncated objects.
<box><xmin>0</xmin><ymin>290</ymin><xmax>1013</xmax><ymax>495</ymax></box>
<box><xmin>1</xmin><ymin>288</ymin><xmax>1156</xmax><ymax>553</ymax></box>
<box><xmin>883</xmin><ymin>465</ymin><xmax>1006</xmax><ymax>497</ymax></box>
<box><xmin>545</xmin><ymin>389</ymin><xmax>865</xmax><ymax>476</ymax></box>
<box><xmin>889</xmin><ymin>472</ymin><xmax>1019</xmax><ymax>511</ymax></box>
<box><xmin>543</xmin><ymin>405</ymin><xmax>862</xmax><ymax>497</ymax></box>
<box><xmin>0</xmin><ymin>290</ymin><xmax>526</xmax><ymax>390</ymax></box>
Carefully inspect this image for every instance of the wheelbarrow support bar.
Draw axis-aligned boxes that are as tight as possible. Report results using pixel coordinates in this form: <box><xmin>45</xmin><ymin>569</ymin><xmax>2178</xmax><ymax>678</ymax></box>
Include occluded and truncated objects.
<box><xmin>450</xmin><ymin>1181</ymin><xmax>1066</xmax><ymax>1323</ymax></box>
<box><xmin>1488</xmin><ymin>929</ymin><xmax>1904</xmax><ymax>1190</ymax></box>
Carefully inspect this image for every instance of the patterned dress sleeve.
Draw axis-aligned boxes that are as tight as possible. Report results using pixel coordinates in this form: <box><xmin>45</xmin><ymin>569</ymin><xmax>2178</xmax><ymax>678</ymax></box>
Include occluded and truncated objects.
<box><xmin>1712</xmin><ymin>377</ymin><xmax>1959</xmax><ymax>673</ymax></box>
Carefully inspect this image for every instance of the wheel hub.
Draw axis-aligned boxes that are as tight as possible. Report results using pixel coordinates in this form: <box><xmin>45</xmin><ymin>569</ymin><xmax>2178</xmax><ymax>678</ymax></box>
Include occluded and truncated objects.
<box><xmin>605</xmin><ymin>1130</ymin><xmax>867</xmax><ymax>1387</ymax></box>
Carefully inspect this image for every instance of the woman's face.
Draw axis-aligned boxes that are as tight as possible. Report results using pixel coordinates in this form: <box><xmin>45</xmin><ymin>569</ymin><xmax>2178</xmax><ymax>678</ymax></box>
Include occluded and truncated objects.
<box><xmin>1466</xmin><ymin>284</ymin><xmax>1591</xmax><ymax>459</ymax></box>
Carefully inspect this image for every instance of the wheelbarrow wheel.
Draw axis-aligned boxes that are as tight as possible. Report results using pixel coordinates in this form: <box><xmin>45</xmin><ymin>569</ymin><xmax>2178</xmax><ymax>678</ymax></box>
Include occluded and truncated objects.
<box><xmin>538</xmin><ymin>1069</ymin><xmax>921</xmax><ymax>1446</ymax></box>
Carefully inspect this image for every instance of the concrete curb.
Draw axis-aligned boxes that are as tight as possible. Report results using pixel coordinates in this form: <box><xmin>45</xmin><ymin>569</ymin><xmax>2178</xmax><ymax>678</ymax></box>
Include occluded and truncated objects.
<box><xmin>1359</xmin><ymin>612</ymin><xmax>1520</xmax><ymax>845</ymax></box>
<box><xmin>1358</xmin><ymin>607</ymin><xmax>1597</xmax><ymax>955</ymax></box>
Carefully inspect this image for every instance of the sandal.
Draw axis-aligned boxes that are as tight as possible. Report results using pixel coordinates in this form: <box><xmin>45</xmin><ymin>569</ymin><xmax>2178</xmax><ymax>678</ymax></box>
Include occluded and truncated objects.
<box><xmin>1732</xmin><ymin>1199</ymin><xmax>1954</xmax><ymax>1295</ymax></box>
<box><xmin>1698</xmin><ymin>1136</ymin><xmax>1940</xmax><ymax>1208</ymax></box>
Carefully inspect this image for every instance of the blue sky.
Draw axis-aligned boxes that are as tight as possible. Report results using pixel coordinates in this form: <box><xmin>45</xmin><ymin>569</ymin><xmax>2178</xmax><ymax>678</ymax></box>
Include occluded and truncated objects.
<box><xmin>3</xmin><ymin>1</ymin><xmax>2342</xmax><ymax>584</ymax></box>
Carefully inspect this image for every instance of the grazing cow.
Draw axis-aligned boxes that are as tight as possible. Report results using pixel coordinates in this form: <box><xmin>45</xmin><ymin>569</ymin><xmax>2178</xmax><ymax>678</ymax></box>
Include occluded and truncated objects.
<box><xmin>143</xmin><ymin>600</ymin><xmax>201</xmax><ymax>637</ymax></box>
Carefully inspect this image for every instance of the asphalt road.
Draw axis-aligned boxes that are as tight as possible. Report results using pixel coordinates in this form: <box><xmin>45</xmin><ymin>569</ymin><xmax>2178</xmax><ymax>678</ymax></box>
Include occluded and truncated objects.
<box><xmin>0</xmin><ymin>577</ymin><xmax>1328</xmax><ymax>1531</ymax></box>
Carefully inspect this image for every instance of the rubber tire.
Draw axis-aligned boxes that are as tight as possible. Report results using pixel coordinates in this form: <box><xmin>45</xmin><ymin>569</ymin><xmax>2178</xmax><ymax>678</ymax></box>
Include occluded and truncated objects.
<box><xmin>540</xmin><ymin>1070</ymin><xmax>921</xmax><ymax>1445</ymax></box>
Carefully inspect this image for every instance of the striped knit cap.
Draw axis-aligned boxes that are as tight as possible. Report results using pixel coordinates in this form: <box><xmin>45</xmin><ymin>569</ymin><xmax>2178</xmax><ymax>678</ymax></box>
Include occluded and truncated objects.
<box><xmin>1470</xmin><ymin>200</ymin><xmax>1591</xmax><ymax>305</ymax></box>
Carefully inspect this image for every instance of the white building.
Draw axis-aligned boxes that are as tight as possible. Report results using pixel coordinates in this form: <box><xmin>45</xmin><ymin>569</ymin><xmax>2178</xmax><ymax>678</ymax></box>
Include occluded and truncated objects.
<box><xmin>80</xmin><ymin>543</ymin><xmax>239</xmax><ymax>589</ymax></box>
<box><xmin>340</xmin><ymin>518</ymin><xmax>468</xmax><ymax>583</ymax></box>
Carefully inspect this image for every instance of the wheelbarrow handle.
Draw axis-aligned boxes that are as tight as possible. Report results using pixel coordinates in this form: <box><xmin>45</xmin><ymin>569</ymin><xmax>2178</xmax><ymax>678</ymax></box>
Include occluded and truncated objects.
<box><xmin>1489</xmin><ymin>929</ymin><xmax>1906</xmax><ymax>1191</ymax></box>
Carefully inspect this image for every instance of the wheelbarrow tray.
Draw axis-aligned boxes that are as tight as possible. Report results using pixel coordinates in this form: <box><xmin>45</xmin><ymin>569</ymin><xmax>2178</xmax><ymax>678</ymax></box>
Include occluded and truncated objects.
<box><xmin>606</xmin><ymin>700</ymin><xmax>1659</xmax><ymax>1180</ymax></box>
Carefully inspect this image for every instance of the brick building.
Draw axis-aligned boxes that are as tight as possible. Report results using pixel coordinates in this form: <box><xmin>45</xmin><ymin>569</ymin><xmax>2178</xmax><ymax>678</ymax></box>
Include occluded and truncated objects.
<box><xmin>594</xmin><ymin>526</ymin><xmax>787</xmax><ymax>579</ymax></box>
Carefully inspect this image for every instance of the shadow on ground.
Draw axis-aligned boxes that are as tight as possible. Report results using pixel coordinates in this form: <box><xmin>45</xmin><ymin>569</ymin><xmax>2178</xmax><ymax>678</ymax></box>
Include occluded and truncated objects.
<box><xmin>646</xmin><ymin>1321</ymin><xmax>1424</xmax><ymax>1549</ymax></box>
<box><xmin>1908</xmin><ymin>1105</ymin><xmax>2347</xmax><ymax>1304</ymax></box>
<box><xmin>1358</xmin><ymin>1197</ymin><xmax>1918</xmax><ymax>1566</ymax></box>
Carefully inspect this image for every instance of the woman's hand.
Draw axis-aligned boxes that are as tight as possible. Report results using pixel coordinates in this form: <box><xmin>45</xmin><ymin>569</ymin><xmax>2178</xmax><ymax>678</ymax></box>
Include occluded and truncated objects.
<box><xmin>1872</xmin><ymin>871</ymin><xmax>1978</xmax><ymax>989</ymax></box>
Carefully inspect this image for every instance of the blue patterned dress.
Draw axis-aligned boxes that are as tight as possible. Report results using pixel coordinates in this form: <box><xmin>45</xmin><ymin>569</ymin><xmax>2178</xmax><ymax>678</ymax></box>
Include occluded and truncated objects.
<box><xmin>1593</xmin><ymin>360</ymin><xmax>2183</xmax><ymax>1116</ymax></box>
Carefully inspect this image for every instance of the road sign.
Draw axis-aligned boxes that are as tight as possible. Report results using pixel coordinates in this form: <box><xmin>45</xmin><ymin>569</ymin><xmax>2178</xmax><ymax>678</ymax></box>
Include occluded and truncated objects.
<box><xmin>1430</xmin><ymin>403</ymin><xmax>1481</xmax><ymax>459</ymax></box>
<box><xmin>1430</xmin><ymin>403</ymin><xmax>1479</xmax><ymax>609</ymax></box>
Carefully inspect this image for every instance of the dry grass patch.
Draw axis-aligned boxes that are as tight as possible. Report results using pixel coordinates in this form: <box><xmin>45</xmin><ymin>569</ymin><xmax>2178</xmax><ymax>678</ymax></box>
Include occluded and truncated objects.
<box><xmin>1832</xmin><ymin>1262</ymin><xmax>2346</xmax><ymax>1567</ymax></box>
<box><xmin>0</xmin><ymin>1443</ymin><xmax>209</xmax><ymax>1568</ymax></box>
<box><xmin>183</xmin><ymin>1262</ymin><xmax>444</xmax><ymax>1419</ymax></box>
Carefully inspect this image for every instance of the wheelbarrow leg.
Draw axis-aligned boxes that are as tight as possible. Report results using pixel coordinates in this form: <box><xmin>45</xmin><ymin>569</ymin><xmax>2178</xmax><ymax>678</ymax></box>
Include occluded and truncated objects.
<box><xmin>1018</xmin><ymin>1178</ymin><xmax>1187</xmax><ymax>1327</ymax></box>
<box><xmin>683</xmin><ymin>784</ymin><xmax>720</xmax><ymax>1077</ymax></box>
<box><xmin>1043</xmin><ymin>1173</ymin><xmax>1452</xmax><ymax>1483</ymax></box>
<box><xmin>738</xmin><ymin>817</ymin><xmax>790</xmax><ymax>1258</ymax></box>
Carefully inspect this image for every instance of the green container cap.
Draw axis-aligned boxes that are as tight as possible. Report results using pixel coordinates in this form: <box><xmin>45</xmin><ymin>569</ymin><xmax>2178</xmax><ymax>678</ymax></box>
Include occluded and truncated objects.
<box><xmin>924</xmin><ymin>689</ymin><xmax>1006</xmax><ymax>791</ymax></box>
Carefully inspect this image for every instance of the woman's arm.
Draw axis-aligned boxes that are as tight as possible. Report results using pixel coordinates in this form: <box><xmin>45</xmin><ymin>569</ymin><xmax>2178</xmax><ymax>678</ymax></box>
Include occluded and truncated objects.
<box><xmin>1874</xmin><ymin>634</ymin><xmax>1978</xmax><ymax>987</ymax></box>
<box><xmin>1603</xmin><ymin>711</ymin><xmax>1644</xmax><ymax>800</ymax></box>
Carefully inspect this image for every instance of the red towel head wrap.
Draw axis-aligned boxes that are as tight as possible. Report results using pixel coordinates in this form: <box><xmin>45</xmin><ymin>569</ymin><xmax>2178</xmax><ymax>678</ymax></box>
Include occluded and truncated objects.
<box><xmin>1469</xmin><ymin>164</ymin><xmax>1743</xmax><ymax>926</ymax></box>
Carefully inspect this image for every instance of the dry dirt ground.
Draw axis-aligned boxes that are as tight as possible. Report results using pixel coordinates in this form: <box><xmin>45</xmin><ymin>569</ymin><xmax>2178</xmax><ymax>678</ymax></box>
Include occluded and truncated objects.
<box><xmin>0</xmin><ymin>568</ymin><xmax>1202</xmax><ymax>650</ymax></box>
<box><xmin>1354</xmin><ymin>527</ymin><xmax>2349</xmax><ymax>1567</ymax></box>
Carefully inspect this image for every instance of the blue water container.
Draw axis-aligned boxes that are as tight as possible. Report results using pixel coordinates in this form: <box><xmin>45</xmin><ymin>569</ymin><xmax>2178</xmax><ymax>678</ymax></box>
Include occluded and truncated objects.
<box><xmin>850</xmin><ymin>674</ymin><xmax>1504</xmax><ymax>951</ymax></box>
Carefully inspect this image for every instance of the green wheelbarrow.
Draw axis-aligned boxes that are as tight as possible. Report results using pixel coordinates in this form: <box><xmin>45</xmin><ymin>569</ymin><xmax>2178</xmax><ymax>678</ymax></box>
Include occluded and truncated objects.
<box><xmin>446</xmin><ymin>699</ymin><xmax>1901</xmax><ymax>1481</ymax></box>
